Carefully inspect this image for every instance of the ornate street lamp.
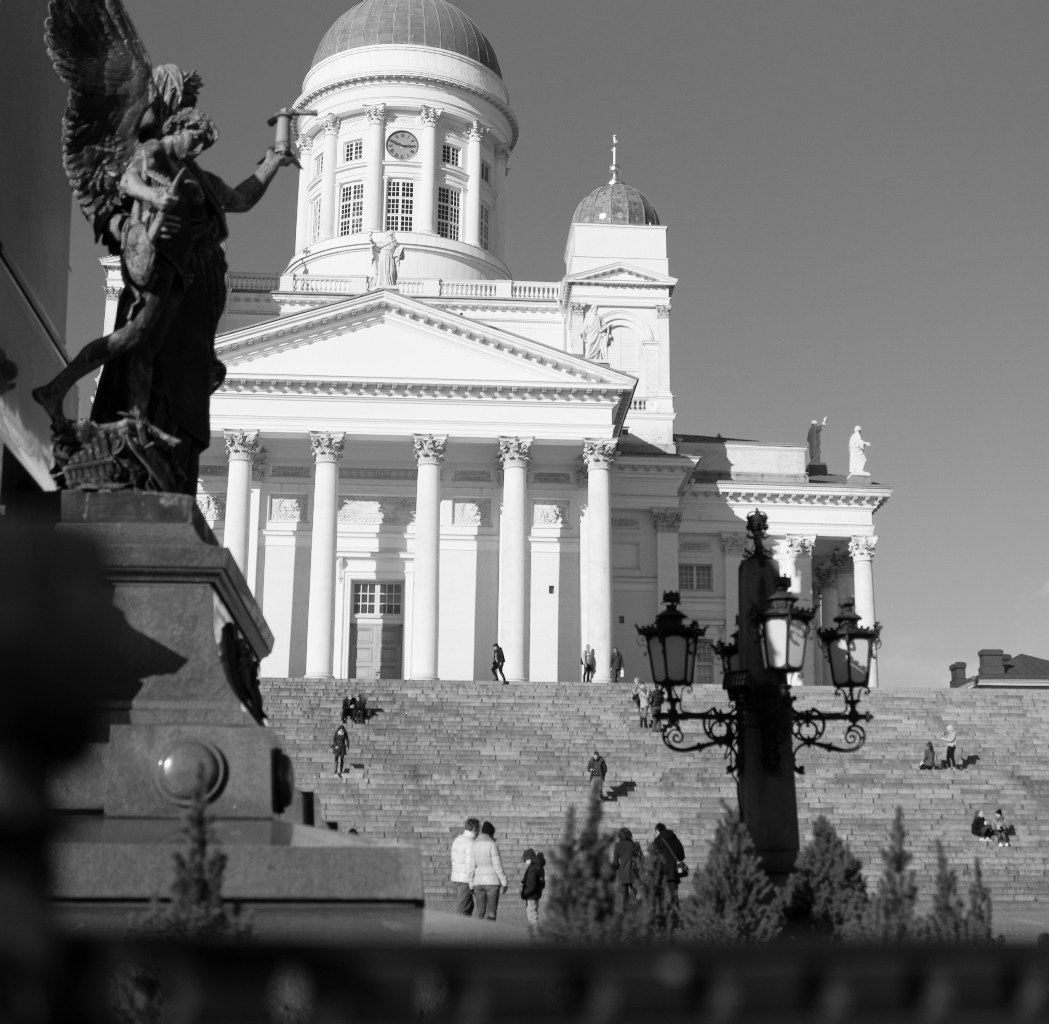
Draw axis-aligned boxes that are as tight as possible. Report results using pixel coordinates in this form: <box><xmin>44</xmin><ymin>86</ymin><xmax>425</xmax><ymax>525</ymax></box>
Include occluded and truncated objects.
<box><xmin>757</xmin><ymin>578</ymin><xmax>815</xmax><ymax>675</ymax></box>
<box><xmin>636</xmin><ymin>591</ymin><xmax>706</xmax><ymax>694</ymax></box>
<box><xmin>818</xmin><ymin>598</ymin><xmax>880</xmax><ymax>689</ymax></box>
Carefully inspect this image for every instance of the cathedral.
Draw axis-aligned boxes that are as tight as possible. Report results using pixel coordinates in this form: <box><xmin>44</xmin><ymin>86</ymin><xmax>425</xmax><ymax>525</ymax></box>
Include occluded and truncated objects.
<box><xmin>119</xmin><ymin>0</ymin><xmax>891</xmax><ymax>686</ymax></box>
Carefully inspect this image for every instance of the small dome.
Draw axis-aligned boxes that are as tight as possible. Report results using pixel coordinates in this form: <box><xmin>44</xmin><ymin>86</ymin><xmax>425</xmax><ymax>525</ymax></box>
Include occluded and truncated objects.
<box><xmin>313</xmin><ymin>0</ymin><xmax>502</xmax><ymax>77</ymax></box>
<box><xmin>572</xmin><ymin>180</ymin><xmax>660</xmax><ymax>226</ymax></box>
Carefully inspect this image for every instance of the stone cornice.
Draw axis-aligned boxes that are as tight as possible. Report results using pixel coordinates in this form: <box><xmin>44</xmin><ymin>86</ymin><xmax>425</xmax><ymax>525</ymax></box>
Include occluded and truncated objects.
<box><xmin>690</xmin><ymin>484</ymin><xmax>890</xmax><ymax>511</ymax></box>
<box><xmin>298</xmin><ymin>74</ymin><xmax>519</xmax><ymax>149</ymax></box>
<box><xmin>220</xmin><ymin>378</ymin><xmax>628</xmax><ymax>405</ymax></box>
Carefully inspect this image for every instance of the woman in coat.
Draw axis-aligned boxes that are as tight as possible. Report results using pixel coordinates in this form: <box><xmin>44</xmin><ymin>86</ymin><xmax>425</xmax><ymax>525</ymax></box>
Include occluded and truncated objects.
<box><xmin>469</xmin><ymin>821</ymin><xmax>508</xmax><ymax>920</ymax></box>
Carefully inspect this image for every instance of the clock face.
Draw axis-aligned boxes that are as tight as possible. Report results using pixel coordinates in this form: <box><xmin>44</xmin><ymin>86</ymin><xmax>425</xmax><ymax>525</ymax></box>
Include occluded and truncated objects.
<box><xmin>386</xmin><ymin>131</ymin><xmax>419</xmax><ymax>160</ymax></box>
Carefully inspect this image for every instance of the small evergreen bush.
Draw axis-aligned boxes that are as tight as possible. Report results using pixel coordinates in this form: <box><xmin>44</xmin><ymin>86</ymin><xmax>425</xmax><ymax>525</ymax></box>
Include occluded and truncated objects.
<box><xmin>787</xmin><ymin>814</ymin><xmax>868</xmax><ymax>938</ymax></box>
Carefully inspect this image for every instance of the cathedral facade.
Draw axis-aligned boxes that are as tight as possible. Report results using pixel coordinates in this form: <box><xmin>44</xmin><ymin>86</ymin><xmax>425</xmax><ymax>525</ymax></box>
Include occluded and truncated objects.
<box><xmin>141</xmin><ymin>0</ymin><xmax>890</xmax><ymax>685</ymax></box>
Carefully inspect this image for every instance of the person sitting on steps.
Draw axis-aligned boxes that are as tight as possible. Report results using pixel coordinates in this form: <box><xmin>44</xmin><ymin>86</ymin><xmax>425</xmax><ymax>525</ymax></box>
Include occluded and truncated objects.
<box><xmin>917</xmin><ymin>740</ymin><xmax>936</xmax><ymax>770</ymax></box>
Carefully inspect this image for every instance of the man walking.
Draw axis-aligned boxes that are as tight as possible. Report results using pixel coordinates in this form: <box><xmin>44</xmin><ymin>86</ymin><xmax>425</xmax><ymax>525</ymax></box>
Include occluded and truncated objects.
<box><xmin>652</xmin><ymin>822</ymin><xmax>687</xmax><ymax>905</ymax></box>
<box><xmin>491</xmin><ymin>642</ymin><xmax>507</xmax><ymax>684</ymax></box>
<box><xmin>586</xmin><ymin>749</ymin><xmax>607</xmax><ymax>801</ymax></box>
<box><xmin>450</xmin><ymin>817</ymin><xmax>480</xmax><ymax>915</ymax></box>
<box><xmin>331</xmin><ymin>722</ymin><xmax>349</xmax><ymax>777</ymax></box>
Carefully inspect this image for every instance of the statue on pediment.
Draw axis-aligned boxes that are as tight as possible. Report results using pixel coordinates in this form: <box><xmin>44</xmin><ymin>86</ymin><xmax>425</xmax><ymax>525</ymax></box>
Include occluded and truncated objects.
<box><xmin>370</xmin><ymin>232</ymin><xmax>405</xmax><ymax>289</ymax></box>
<box><xmin>31</xmin><ymin>0</ymin><xmax>293</xmax><ymax>493</ymax></box>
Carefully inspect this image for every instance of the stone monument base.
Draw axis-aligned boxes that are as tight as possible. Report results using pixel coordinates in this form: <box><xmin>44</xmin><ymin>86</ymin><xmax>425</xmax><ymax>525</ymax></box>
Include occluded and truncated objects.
<box><xmin>847</xmin><ymin>472</ymin><xmax>871</xmax><ymax>486</ymax></box>
<box><xmin>806</xmin><ymin>462</ymin><xmax>828</xmax><ymax>476</ymax></box>
<box><xmin>47</xmin><ymin>491</ymin><xmax>422</xmax><ymax>941</ymax></box>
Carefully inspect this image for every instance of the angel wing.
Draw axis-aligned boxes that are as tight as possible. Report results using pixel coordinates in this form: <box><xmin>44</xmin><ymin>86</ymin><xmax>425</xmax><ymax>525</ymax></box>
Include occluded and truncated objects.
<box><xmin>45</xmin><ymin>0</ymin><xmax>155</xmax><ymax>250</ymax></box>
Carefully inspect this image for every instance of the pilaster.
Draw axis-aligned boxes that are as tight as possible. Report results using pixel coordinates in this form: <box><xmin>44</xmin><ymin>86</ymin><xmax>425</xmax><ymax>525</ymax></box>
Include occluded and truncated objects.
<box><xmin>304</xmin><ymin>432</ymin><xmax>344</xmax><ymax>678</ymax></box>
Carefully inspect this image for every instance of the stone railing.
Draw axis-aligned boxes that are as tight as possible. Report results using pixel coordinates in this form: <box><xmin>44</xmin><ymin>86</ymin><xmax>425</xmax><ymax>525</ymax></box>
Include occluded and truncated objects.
<box><xmin>281</xmin><ymin>276</ymin><xmax>560</xmax><ymax>302</ymax></box>
<box><xmin>226</xmin><ymin>272</ymin><xmax>280</xmax><ymax>292</ymax></box>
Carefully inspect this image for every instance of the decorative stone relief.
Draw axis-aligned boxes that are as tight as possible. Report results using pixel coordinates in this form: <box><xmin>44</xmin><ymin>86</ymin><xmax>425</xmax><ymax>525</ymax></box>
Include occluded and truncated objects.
<box><xmin>413</xmin><ymin>434</ymin><xmax>447</xmax><ymax>465</ymax></box>
<box><xmin>533</xmin><ymin>472</ymin><xmax>572</xmax><ymax>484</ymax></box>
<box><xmin>720</xmin><ymin>533</ymin><xmax>750</xmax><ymax>557</ymax></box>
<box><xmin>582</xmin><ymin>439</ymin><xmax>617</xmax><ymax>470</ymax></box>
<box><xmin>494</xmin><ymin>143</ymin><xmax>510</xmax><ymax>165</ymax></box>
<box><xmin>783</xmin><ymin>535</ymin><xmax>815</xmax><ymax>558</ymax></box>
<box><xmin>224</xmin><ymin>429</ymin><xmax>259</xmax><ymax>461</ymax></box>
<box><xmin>452</xmin><ymin>498</ymin><xmax>492</xmax><ymax>527</ymax></box>
<box><xmin>268</xmin><ymin>495</ymin><xmax>308</xmax><ymax>523</ymax></box>
<box><xmin>419</xmin><ymin>105</ymin><xmax>441</xmax><ymax>127</ymax></box>
<box><xmin>848</xmin><ymin>536</ymin><xmax>878</xmax><ymax>561</ymax></box>
<box><xmin>813</xmin><ymin>562</ymin><xmax>838</xmax><ymax>591</ymax></box>
<box><xmin>270</xmin><ymin>466</ymin><xmax>311</xmax><ymax>479</ymax></box>
<box><xmin>453</xmin><ymin>470</ymin><xmax>492</xmax><ymax>482</ymax></box>
<box><xmin>310</xmin><ymin>431</ymin><xmax>344</xmax><ymax>463</ymax></box>
<box><xmin>322</xmin><ymin>113</ymin><xmax>338</xmax><ymax>136</ymax></box>
<box><xmin>468</xmin><ymin>120</ymin><xmax>489</xmax><ymax>141</ymax></box>
<box><xmin>252</xmin><ymin>447</ymin><xmax>268</xmax><ymax>481</ymax></box>
<box><xmin>340</xmin><ymin>467</ymin><xmax>416</xmax><ymax>481</ymax></box>
<box><xmin>680</xmin><ymin>539</ymin><xmax>714</xmax><ymax>553</ymax></box>
<box><xmin>364</xmin><ymin>103</ymin><xmax>386</xmax><ymax>125</ymax></box>
<box><xmin>655</xmin><ymin>305</ymin><xmax>671</xmax><ymax>319</ymax></box>
<box><xmin>651</xmin><ymin>509</ymin><xmax>682</xmax><ymax>532</ymax></box>
<box><xmin>338</xmin><ymin>497</ymin><xmax>416</xmax><ymax>526</ymax></box>
<box><xmin>498</xmin><ymin>436</ymin><xmax>532</xmax><ymax>468</ymax></box>
<box><xmin>198</xmin><ymin>464</ymin><xmax>225</xmax><ymax>478</ymax></box>
<box><xmin>612</xmin><ymin>517</ymin><xmax>639</xmax><ymax>529</ymax></box>
<box><xmin>196</xmin><ymin>492</ymin><xmax>223</xmax><ymax>525</ymax></box>
<box><xmin>830</xmin><ymin>548</ymin><xmax>853</xmax><ymax>572</ymax></box>
<box><xmin>533</xmin><ymin>501</ymin><xmax>568</xmax><ymax>526</ymax></box>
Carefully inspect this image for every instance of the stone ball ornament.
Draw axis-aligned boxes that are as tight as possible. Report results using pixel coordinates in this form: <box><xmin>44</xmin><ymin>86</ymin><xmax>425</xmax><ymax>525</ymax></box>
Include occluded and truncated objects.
<box><xmin>154</xmin><ymin>740</ymin><xmax>228</xmax><ymax>807</ymax></box>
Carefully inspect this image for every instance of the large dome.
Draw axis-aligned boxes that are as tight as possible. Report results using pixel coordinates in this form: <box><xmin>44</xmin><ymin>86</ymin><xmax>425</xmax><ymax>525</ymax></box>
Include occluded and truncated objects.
<box><xmin>312</xmin><ymin>0</ymin><xmax>502</xmax><ymax>77</ymax></box>
<box><xmin>572</xmin><ymin>180</ymin><xmax>660</xmax><ymax>226</ymax></box>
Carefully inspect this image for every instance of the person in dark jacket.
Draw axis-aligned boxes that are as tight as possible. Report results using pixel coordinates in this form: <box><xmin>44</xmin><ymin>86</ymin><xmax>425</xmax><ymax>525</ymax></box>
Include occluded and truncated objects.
<box><xmin>611</xmin><ymin>827</ymin><xmax>642</xmax><ymax>909</ymax></box>
<box><xmin>916</xmin><ymin>741</ymin><xmax>936</xmax><ymax>770</ymax></box>
<box><xmin>652</xmin><ymin>822</ymin><xmax>687</xmax><ymax>904</ymax></box>
<box><xmin>491</xmin><ymin>642</ymin><xmax>507</xmax><ymax>683</ymax></box>
<box><xmin>332</xmin><ymin>723</ymin><xmax>349</xmax><ymax>777</ymax></box>
<box><xmin>610</xmin><ymin>647</ymin><xmax>624</xmax><ymax>680</ymax></box>
<box><xmin>970</xmin><ymin>810</ymin><xmax>994</xmax><ymax>842</ymax></box>
<box><xmin>520</xmin><ymin>848</ymin><xmax>546</xmax><ymax>930</ymax></box>
<box><xmin>586</xmin><ymin>750</ymin><xmax>607</xmax><ymax>801</ymax></box>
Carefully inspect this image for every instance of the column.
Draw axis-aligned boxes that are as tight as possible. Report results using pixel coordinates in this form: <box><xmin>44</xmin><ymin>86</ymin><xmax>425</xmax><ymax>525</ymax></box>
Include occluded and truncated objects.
<box><xmin>652</xmin><ymin>509</ymin><xmax>682</xmax><ymax>599</ymax></box>
<box><xmin>294</xmin><ymin>135</ymin><xmax>313</xmax><ymax>252</ymax></box>
<box><xmin>721</xmin><ymin>533</ymin><xmax>748</xmax><ymax>639</ymax></box>
<box><xmin>782</xmin><ymin>536</ymin><xmax>816</xmax><ymax>686</ymax></box>
<box><xmin>410</xmin><ymin>434</ymin><xmax>446</xmax><ymax>681</ymax></box>
<box><xmin>304</xmin><ymin>431</ymin><xmax>344</xmax><ymax>678</ymax></box>
<box><xmin>464</xmin><ymin>121</ymin><xmax>488</xmax><ymax>246</ymax></box>
<box><xmin>814</xmin><ymin>561</ymin><xmax>840</xmax><ymax>686</ymax></box>
<box><xmin>417</xmin><ymin>105</ymin><xmax>440</xmax><ymax>234</ymax></box>
<box><xmin>497</xmin><ymin>437</ymin><xmax>531</xmax><ymax>683</ymax></box>
<box><xmin>583</xmin><ymin>439</ymin><xmax>616</xmax><ymax>683</ymax></box>
<box><xmin>578</xmin><ymin>503</ymin><xmax>589</xmax><ymax>675</ymax></box>
<box><xmin>849</xmin><ymin>536</ymin><xmax>879</xmax><ymax>688</ymax></box>
<box><xmin>363</xmin><ymin>104</ymin><xmax>387</xmax><ymax>233</ymax></box>
<box><xmin>493</xmin><ymin>144</ymin><xmax>509</xmax><ymax>262</ymax></box>
<box><xmin>318</xmin><ymin>114</ymin><xmax>339</xmax><ymax>240</ymax></box>
<box><xmin>222</xmin><ymin>430</ymin><xmax>258</xmax><ymax>575</ymax></box>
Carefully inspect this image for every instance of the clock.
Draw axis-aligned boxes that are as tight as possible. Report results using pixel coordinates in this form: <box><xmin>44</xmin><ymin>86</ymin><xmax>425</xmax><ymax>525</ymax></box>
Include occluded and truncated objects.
<box><xmin>386</xmin><ymin>130</ymin><xmax>419</xmax><ymax>160</ymax></box>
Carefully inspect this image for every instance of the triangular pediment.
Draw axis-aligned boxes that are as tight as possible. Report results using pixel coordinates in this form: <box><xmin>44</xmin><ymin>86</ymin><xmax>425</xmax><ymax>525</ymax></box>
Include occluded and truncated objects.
<box><xmin>564</xmin><ymin>262</ymin><xmax>677</xmax><ymax>287</ymax></box>
<box><xmin>216</xmin><ymin>290</ymin><xmax>636</xmax><ymax>391</ymax></box>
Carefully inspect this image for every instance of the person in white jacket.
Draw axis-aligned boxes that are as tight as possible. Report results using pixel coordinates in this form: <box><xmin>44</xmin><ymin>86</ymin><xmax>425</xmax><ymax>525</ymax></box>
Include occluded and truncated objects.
<box><xmin>469</xmin><ymin>820</ymin><xmax>508</xmax><ymax>920</ymax></box>
<box><xmin>449</xmin><ymin>817</ymin><xmax>479</xmax><ymax>916</ymax></box>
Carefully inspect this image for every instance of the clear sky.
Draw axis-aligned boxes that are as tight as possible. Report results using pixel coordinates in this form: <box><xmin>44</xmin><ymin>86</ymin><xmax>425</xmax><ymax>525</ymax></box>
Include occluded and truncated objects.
<box><xmin>63</xmin><ymin>1</ymin><xmax>1049</xmax><ymax>689</ymax></box>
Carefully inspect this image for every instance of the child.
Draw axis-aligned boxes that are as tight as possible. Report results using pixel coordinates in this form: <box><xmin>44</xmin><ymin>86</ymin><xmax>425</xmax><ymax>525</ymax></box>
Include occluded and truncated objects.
<box><xmin>520</xmin><ymin>848</ymin><xmax>546</xmax><ymax>931</ymax></box>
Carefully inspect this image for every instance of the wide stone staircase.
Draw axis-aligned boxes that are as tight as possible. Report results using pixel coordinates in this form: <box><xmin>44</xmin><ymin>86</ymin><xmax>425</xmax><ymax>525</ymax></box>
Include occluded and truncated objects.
<box><xmin>261</xmin><ymin>678</ymin><xmax>1049</xmax><ymax>928</ymax></box>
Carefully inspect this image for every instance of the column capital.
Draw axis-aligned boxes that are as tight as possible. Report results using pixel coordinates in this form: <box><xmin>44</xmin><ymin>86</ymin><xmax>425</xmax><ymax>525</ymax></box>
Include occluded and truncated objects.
<box><xmin>224</xmin><ymin>429</ymin><xmax>259</xmax><ymax>461</ymax></box>
<box><xmin>651</xmin><ymin>508</ymin><xmax>682</xmax><ymax>532</ymax></box>
<box><xmin>467</xmin><ymin>120</ymin><xmax>490</xmax><ymax>142</ymax></box>
<box><xmin>419</xmin><ymin>105</ymin><xmax>441</xmax><ymax>127</ymax></box>
<box><xmin>849</xmin><ymin>535</ymin><xmax>879</xmax><ymax>561</ymax></box>
<box><xmin>364</xmin><ymin>103</ymin><xmax>387</xmax><ymax>126</ymax></box>
<box><xmin>309</xmin><ymin>431</ymin><xmax>345</xmax><ymax>463</ymax></box>
<box><xmin>413</xmin><ymin>433</ymin><xmax>447</xmax><ymax>466</ymax></box>
<box><xmin>498</xmin><ymin>436</ymin><xmax>532</xmax><ymax>468</ymax></box>
<box><xmin>321</xmin><ymin>113</ymin><xmax>339</xmax><ymax>136</ymax></box>
<box><xmin>783</xmin><ymin>535</ymin><xmax>815</xmax><ymax>558</ymax></box>
<box><xmin>655</xmin><ymin>305</ymin><xmax>672</xmax><ymax>319</ymax></box>
<box><xmin>721</xmin><ymin>532</ymin><xmax>749</xmax><ymax>557</ymax></box>
<box><xmin>297</xmin><ymin>134</ymin><xmax>313</xmax><ymax>153</ymax></box>
<box><xmin>582</xmin><ymin>439</ymin><xmax>617</xmax><ymax>470</ymax></box>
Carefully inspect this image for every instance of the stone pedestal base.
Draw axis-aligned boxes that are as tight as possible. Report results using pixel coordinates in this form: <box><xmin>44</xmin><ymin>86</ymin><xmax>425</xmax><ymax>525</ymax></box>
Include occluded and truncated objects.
<box><xmin>48</xmin><ymin>491</ymin><xmax>422</xmax><ymax>939</ymax></box>
<box><xmin>806</xmin><ymin>462</ymin><xmax>828</xmax><ymax>476</ymax></box>
<box><xmin>847</xmin><ymin>472</ymin><xmax>871</xmax><ymax>486</ymax></box>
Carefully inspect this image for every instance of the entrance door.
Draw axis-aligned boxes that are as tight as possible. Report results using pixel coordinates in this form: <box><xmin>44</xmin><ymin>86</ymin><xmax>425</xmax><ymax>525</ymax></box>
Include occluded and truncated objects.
<box><xmin>348</xmin><ymin>582</ymin><xmax>404</xmax><ymax>680</ymax></box>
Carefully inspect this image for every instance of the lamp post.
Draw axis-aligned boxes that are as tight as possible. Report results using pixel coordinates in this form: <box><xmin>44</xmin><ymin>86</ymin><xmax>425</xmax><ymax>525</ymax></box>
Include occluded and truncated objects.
<box><xmin>636</xmin><ymin>510</ymin><xmax>880</xmax><ymax>885</ymax></box>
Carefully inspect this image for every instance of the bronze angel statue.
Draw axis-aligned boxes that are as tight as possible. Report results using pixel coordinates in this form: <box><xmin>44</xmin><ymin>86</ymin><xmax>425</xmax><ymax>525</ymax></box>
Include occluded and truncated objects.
<box><xmin>33</xmin><ymin>0</ymin><xmax>293</xmax><ymax>493</ymax></box>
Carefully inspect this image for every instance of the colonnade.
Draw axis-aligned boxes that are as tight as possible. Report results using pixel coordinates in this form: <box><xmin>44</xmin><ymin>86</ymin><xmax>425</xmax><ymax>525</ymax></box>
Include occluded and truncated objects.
<box><xmin>219</xmin><ymin>431</ymin><xmax>619</xmax><ymax>682</ymax></box>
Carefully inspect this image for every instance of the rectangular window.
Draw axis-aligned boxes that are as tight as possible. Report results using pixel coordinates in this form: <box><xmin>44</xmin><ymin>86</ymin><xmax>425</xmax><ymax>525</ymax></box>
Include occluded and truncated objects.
<box><xmin>385</xmin><ymin>179</ymin><xmax>414</xmax><ymax>231</ymax></box>
<box><xmin>338</xmin><ymin>182</ymin><xmax>364</xmax><ymax>236</ymax></box>
<box><xmin>436</xmin><ymin>186</ymin><xmax>460</xmax><ymax>240</ymax></box>
<box><xmin>678</xmin><ymin>563</ymin><xmax>713</xmax><ymax>592</ymax></box>
<box><xmin>314</xmin><ymin>152</ymin><xmax>324</xmax><ymax>178</ymax></box>
<box><xmin>441</xmin><ymin>144</ymin><xmax>461</xmax><ymax>167</ymax></box>
<box><xmin>481</xmin><ymin>160</ymin><xmax>491</xmax><ymax>184</ymax></box>
<box><xmin>694</xmin><ymin>640</ymin><xmax>716</xmax><ymax>686</ymax></box>
<box><xmin>479</xmin><ymin>204</ymin><xmax>491</xmax><ymax>251</ymax></box>
<box><xmin>352</xmin><ymin>583</ymin><xmax>402</xmax><ymax>615</ymax></box>
<box><xmin>343</xmin><ymin>138</ymin><xmax>363</xmax><ymax>162</ymax></box>
<box><xmin>308</xmin><ymin>197</ymin><xmax>321</xmax><ymax>243</ymax></box>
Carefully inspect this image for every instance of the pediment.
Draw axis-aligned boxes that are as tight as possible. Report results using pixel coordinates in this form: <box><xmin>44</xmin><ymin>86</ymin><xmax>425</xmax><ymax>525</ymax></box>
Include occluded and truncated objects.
<box><xmin>215</xmin><ymin>290</ymin><xmax>636</xmax><ymax>391</ymax></box>
<box><xmin>564</xmin><ymin>262</ymin><xmax>677</xmax><ymax>287</ymax></box>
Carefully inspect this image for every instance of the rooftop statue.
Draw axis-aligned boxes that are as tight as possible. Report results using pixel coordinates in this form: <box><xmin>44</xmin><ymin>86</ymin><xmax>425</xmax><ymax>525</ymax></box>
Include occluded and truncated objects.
<box><xmin>848</xmin><ymin>425</ymin><xmax>871</xmax><ymax>475</ymax></box>
<box><xmin>806</xmin><ymin>415</ymin><xmax>827</xmax><ymax>464</ymax></box>
<box><xmin>32</xmin><ymin>0</ymin><xmax>294</xmax><ymax>494</ymax></box>
<box><xmin>369</xmin><ymin>232</ymin><xmax>405</xmax><ymax>289</ymax></box>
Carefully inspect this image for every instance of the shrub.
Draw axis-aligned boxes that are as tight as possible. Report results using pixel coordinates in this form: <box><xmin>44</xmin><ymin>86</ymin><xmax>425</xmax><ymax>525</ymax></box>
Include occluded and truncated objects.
<box><xmin>681</xmin><ymin>806</ymin><xmax>784</xmax><ymax>943</ymax></box>
<box><xmin>923</xmin><ymin>842</ymin><xmax>995</xmax><ymax>943</ymax></box>
<box><xmin>787</xmin><ymin>814</ymin><xmax>868</xmax><ymax>938</ymax></box>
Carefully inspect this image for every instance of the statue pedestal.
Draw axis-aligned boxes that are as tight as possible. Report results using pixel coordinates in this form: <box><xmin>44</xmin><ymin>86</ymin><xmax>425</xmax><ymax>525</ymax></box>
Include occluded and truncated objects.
<box><xmin>847</xmin><ymin>472</ymin><xmax>871</xmax><ymax>486</ymax></box>
<box><xmin>806</xmin><ymin>462</ymin><xmax>828</xmax><ymax>477</ymax></box>
<box><xmin>48</xmin><ymin>492</ymin><xmax>422</xmax><ymax>941</ymax></box>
